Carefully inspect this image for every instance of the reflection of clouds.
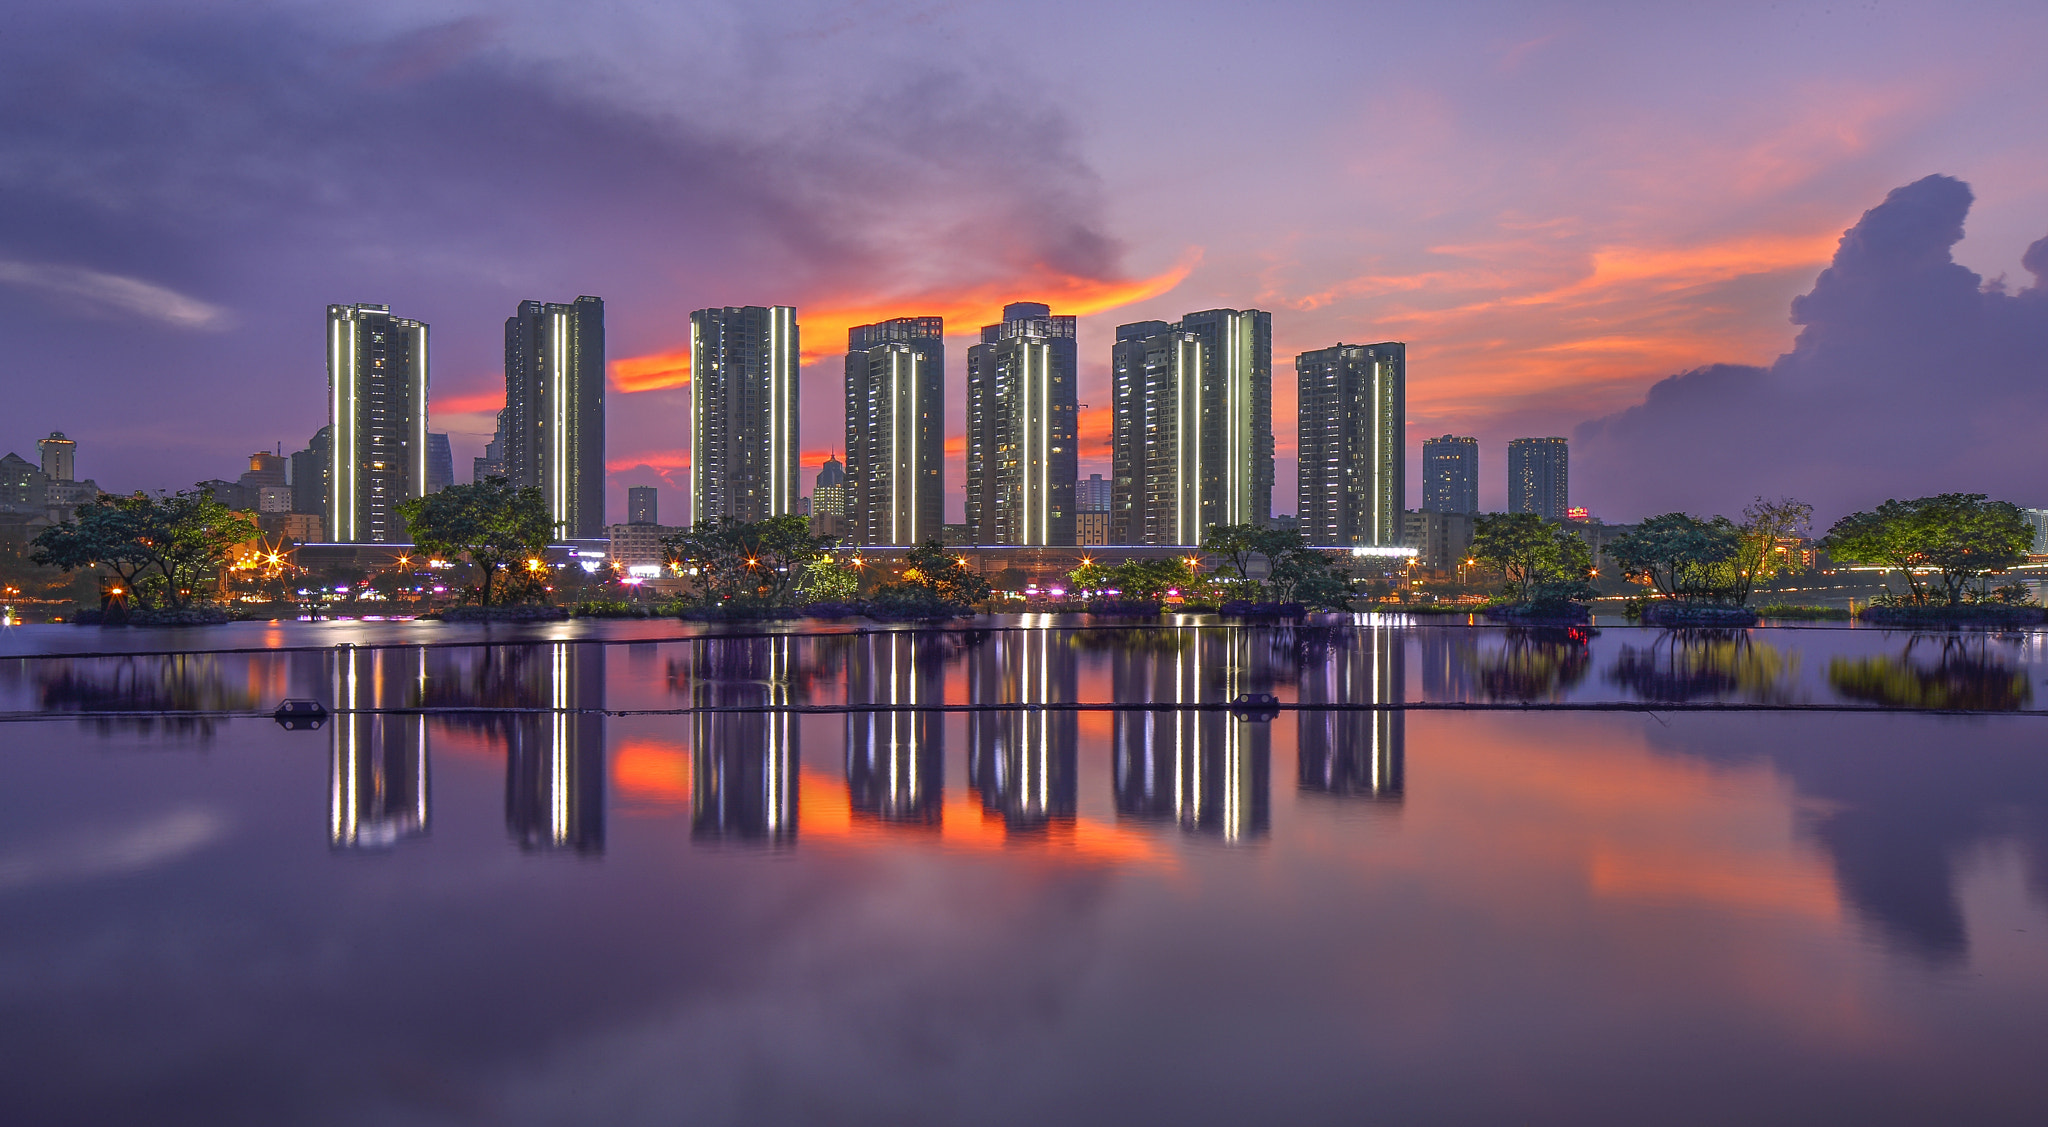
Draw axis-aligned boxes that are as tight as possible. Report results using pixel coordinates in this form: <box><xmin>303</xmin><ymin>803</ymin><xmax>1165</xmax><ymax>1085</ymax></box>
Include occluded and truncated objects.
<box><xmin>0</xmin><ymin>809</ymin><xmax>226</xmax><ymax>892</ymax></box>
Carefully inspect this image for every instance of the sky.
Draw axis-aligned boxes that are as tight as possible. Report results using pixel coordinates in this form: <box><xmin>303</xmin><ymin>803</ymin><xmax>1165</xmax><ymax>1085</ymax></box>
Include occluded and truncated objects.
<box><xmin>2</xmin><ymin>0</ymin><xmax>2047</xmax><ymax>526</ymax></box>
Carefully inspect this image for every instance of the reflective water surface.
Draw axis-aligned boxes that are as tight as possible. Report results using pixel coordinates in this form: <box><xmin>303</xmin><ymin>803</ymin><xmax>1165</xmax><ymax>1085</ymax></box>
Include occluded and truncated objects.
<box><xmin>3</xmin><ymin>618</ymin><xmax>2047</xmax><ymax>1125</ymax></box>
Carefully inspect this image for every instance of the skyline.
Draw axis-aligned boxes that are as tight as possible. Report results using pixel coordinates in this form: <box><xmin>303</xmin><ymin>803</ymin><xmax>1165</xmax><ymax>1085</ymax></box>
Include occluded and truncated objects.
<box><xmin>4</xmin><ymin>2</ymin><xmax>2048</xmax><ymax>525</ymax></box>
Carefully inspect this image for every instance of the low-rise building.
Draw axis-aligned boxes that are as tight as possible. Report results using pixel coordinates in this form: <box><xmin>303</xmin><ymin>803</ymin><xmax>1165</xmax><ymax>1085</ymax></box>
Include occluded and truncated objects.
<box><xmin>1402</xmin><ymin>510</ymin><xmax>1475</xmax><ymax>575</ymax></box>
<box><xmin>606</xmin><ymin>522</ymin><xmax>675</xmax><ymax>568</ymax></box>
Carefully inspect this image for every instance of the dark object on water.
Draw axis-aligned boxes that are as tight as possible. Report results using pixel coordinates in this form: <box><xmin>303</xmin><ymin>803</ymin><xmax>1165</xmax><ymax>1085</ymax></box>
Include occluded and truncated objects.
<box><xmin>1230</xmin><ymin>692</ymin><xmax>1281</xmax><ymax>721</ymax></box>
<box><xmin>274</xmin><ymin>699</ymin><xmax>328</xmax><ymax>730</ymax></box>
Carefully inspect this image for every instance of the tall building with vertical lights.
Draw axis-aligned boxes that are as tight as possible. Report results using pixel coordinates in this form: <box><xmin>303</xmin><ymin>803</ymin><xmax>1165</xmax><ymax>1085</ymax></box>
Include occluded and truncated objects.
<box><xmin>690</xmin><ymin>306</ymin><xmax>799</xmax><ymax>524</ymax></box>
<box><xmin>1110</xmin><ymin>308</ymin><xmax>1273</xmax><ymax>544</ymax></box>
<box><xmin>326</xmin><ymin>303</ymin><xmax>428</xmax><ymax>543</ymax></box>
<box><xmin>1508</xmin><ymin>437</ymin><xmax>1569</xmax><ymax>520</ymax></box>
<box><xmin>505</xmin><ymin>296</ymin><xmax>605</xmax><ymax>538</ymax></box>
<box><xmin>845</xmin><ymin>316</ymin><xmax>943</xmax><ymax>545</ymax></box>
<box><xmin>1296</xmin><ymin>342</ymin><xmax>1405</xmax><ymax>546</ymax></box>
<box><xmin>965</xmin><ymin>302</ymin><xmax>1077</xmax><ymax>545</ymax></box>
<box><xmin>1422</xmin><ymin>435</ymin><xmax>1478</xmax><ymax>515</ymax></box>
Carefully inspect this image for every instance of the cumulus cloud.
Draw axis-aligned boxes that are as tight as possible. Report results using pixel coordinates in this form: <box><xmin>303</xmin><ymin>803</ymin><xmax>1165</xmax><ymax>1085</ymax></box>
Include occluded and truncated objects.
<box><xmin>0</xmin><ymin>2</ymin><xmax>1134</xmax><ymax>498</ymax></box>
<box><xmin>0</xmin><ymin>260</ymin><xmax>229</xmax><ymax>329</ymax></box>
<box><xmin>1575</xmin><ymin>174</ymin><xmax>2048</xmax><ymax>522</ymax></box>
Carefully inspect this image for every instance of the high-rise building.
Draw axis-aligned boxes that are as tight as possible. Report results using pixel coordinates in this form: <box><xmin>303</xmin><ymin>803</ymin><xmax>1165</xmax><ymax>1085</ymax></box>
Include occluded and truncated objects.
<box><xmin>1507</xmin><ymin>437</ymin><xmax>1569</xmax><ymax>521</ymax></box>
<box><xmin>1422</xmin><ymin>435</ymin><xmax>1478</xmax><ymax>515</ymax></box>
<box><xmin>627</xmin><ymin>485</ymin><xmax>658</xmax><ymax>526</ymax></box>
<box><xmin>505</xmin><ymin>296</ymin><xmax>605</xmax><ymax>537</ymax></box>
<box><xmin>37</xmin><ymin>432</ymin><xmax>74</xmax><ymax>481</ymax></box>
<box><xmin>845</xmin><ymin>317</ymin><xmax>943</xmax><ymax>545</ymax></box>
<box><xmin>425</xmin><ymin>433</ymin><xmax>454</xmax><ymax>494</ymax></box>
<box><xmin>327</xmin><ymin>303</ymin><xmax>428</xmax><ymax>544</ymax></box>
<box><xmin>290</xmin><ymin>426</ymin><xmax>329</xmax><ymax>516</ymax></box>
<box><xmin>811</xmin><ymin>457</ymin><xmax>848</xmax><ymax>516</ymax></box>
<box><xmin>1296</xmin><ymin>342</ymin><xmax>1405</xmax><ymax>546</ymax></box>
<box><xmin>473</xmin><ymin>409</ymin><xmax>508</xmax><ymax>483</ymax></box>
<box><xmin>1110</xmin><ymin>309</ymin><xmax>1273</xmax><ymax>544</ymax></box>
<box><xmin>966</xmin><ymin>302</ymin><xmax>1078</xmax><ymax>545</ymax></box>
<box><xmin>1078</xmin><ymin>473</ymin><xmax>1110</xmax><ymax>513</ymax></box>
<box><xmin>690</xmin><ymin>305</ymin><xmax>799</xmax><ymax>524</ymax></box>
<box><xmin>241</xmin><ymin>451</ymin><xmax>287</xmax><ymax>490</ymax></box>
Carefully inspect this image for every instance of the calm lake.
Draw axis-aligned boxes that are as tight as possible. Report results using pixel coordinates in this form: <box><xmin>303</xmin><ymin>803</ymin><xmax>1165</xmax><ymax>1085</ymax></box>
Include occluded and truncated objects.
<box><xmin>3</xmin><ymin>616</ymin><xmax>2046</xmax><ymax>1125</ymax></box>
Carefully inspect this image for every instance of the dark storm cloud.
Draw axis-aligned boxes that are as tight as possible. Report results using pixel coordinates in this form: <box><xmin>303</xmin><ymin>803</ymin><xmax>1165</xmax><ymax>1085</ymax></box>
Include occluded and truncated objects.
<box><xmin>0</xmin><ymin>4</ymin><xmax>1123</xmax><ymax>487</ymax></box>
<box><xmin>1575</xmin><ymin>175</ymin><xmax>2048</xmax><ymax>522</ymax></box>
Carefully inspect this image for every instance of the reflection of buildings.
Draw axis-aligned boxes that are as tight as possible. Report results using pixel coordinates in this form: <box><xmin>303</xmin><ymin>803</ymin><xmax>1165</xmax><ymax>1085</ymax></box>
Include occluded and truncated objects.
<box><xmin>505</xmin><ymin>642</ymin><xmax>607</xmax><ymax>854</ymax></box>
<box><xmin>687</xmin><ymin>637</ymin><xmax>799</xmax><ymax>845</ymax></box>
<box><xmin>968</xmin><ymin>631</ymin><xmax>1077</xmax><ymax>832</ymax></box>
<box><xmin>1112</xmin><ymin>630</ymin><xmax>1272</xmax><ymax>841</ymax></box>
<box><xmin>330</xmin><ymin>646</ymin><xmax>429</xmax><ymax>848</ymax></box>
<box><xmin>1417</xmin><ymin>628</ymin><xmax>1475</xmax><ymax>700</ymax></box>
<box><xmin>845</xmin><ymin>632</ymin><xmax>944</xmax><ymax>826</ymax></box>
<box><xmin>1299</xmin><ymin>625</ymin><xmax>1404</xmax><ymax>803</ymax></box>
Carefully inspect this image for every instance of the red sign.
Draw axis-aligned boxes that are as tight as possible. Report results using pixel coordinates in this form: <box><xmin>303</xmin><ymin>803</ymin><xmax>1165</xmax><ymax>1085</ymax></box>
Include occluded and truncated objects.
<box><xmin>1566</xmin><ymin>507</ymin><xmax>1589</xmax><ymax>520</ymax></box>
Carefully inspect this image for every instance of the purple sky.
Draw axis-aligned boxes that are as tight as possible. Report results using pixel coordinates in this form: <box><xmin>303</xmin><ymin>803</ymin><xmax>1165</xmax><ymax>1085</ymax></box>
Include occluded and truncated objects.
<box><xmin>3</xmin><ymin>0</ymin><xmax>2047</xmax><ymax>526</ymax></box>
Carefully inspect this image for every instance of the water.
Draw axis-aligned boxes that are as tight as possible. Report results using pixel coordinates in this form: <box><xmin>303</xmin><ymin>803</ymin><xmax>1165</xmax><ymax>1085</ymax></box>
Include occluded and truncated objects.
<box><xmin>3</xmin><ymin>616</ymin><xmax>2046</xmax><ymax>1125</ymax></box>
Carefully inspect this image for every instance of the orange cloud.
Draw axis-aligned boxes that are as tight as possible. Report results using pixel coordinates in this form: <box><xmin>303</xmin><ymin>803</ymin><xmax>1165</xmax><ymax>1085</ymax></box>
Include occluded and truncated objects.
<box><xmin>608</xmin><ymin>448</ymin><xmax>689</xmax><ymax>472</ymax></box>
<box><xmin>432</xmin><ymin>387</ymin><xmax>505</xmax><ymax>415</ymax></box>
<box><xmin>610</xmin><ymin>251</ymin><xmax>1200</xmax><ymax>394</ymax></box>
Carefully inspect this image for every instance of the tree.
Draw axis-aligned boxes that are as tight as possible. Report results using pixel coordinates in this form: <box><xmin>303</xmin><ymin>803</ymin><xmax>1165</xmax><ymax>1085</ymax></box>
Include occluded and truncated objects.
<box><xmin>397</xmin><ymin>477</ymin><xmax>555</xmax><ymax>606</ymax></box>
<box><xmin>1602</xmin><ymin>513</ymin><xmax>1742</xmax><ymax>603</ymax></box>
<box><xmin>1202</xmin><ymin>523</ymin><xmax>1309</xmax><ymax>600</ymax></box>
<box><xmin>1107</xmin><ymin>556</ymin><xmax>1198</xmax><ymax>600</ymax></box>
<box><xmin>1731</xmin><ymin>497</ymin><xmax>1813</xmax><ymax>605</ymax></box>
<box><xmin>1470</xmin><ymin>513</ymin><xmax>1596</xmax><ymax>606</ymax></box>
<box><xmin>662</xmin><ymin>515</ymin><xmax>828</xmax><ymax>607</ymax></box>
<box><xmin>1266</xmin><ymin>545</ymin><xmax>1352</xmax><ymax>609</ymax></box>
<box><xmin>1066</xmin><ymin>559</ymin><xmax>1113</xmax><ymax>593</ymax></box>
<box><xmin>895</xmin><ymin>538</ymin><xmax>993</xmax><ymax>606</ymax></box>
<box><xmin>794</xmin><ymin>555</ymin><xmax>860</xmax><ymax>603</ymax></box>
<box><xmin>1822</xmin><ymin>493</ymin><xmax>2033</xmax><ymax>606</ymax></box>
<box><xmin>32</xmin><ymin>490</ymin><xmax>259</xmax><ymax>609</ymax></box>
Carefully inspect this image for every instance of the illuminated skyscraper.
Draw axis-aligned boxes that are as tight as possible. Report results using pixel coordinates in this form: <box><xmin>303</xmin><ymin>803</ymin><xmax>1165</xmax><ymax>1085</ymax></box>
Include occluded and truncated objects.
<box><xmin>1508</xmin><ymin>437</ymin><xmax>1569</xmax><ymax>521</ymax></box>
<box><xmin>690</xmin><ymin>305</ymin><xmax>799</xmax><ymax>524</ymax></box>
<box><xmin>966</xmin><ymin>303</ymin><xmax>1078</xmax><ymax>545</ymax></box>
<box><xmin>505</xmin><ymin>296</ymin><xmax>605</xmax><ymax>537</ymax></box>
<box><xmin>845</xmin><ymin>317</ymin><xmax>944</xmax><ymax>545</ymax></box>
<box><xmin>37</xmin><ymin>431</ymin><xmax>74</xmax><ymax>481</ymax></box>
<box><xmin>1110</xmin><ymin>309</ymin><xmax>1273</xmax><ymax>544</ymax></box>
<box><xmin>327</xmin><ymin>303</ymin><xmax>428</xmax><ymax>543</ymax></box>
<box><xmin>1422</xmin><ymin>434</ymin><xmax>1478</xmax><ymax>515</ymax></box>
<box><xmin>1296</xmin><ymin>342</ymin><xmax>1405</xmax><ymax>546</ymax></box>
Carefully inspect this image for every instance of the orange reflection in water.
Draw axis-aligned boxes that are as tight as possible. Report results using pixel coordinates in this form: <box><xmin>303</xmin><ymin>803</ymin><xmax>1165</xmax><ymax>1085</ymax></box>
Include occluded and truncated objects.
<box><xmin>800</xmin><ymin>767</ymin><xmax>1173</xmax><ymax>869</ymax></box>
<box><xmin>1289</xmin><ymin>712</ymin><xmax>1891</xmax><ymax>1050</ymax></box>
<box><xmin>613</xmin><ymin>739</ymin><xmax>692</xmax><ymax>808</ymax></box>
